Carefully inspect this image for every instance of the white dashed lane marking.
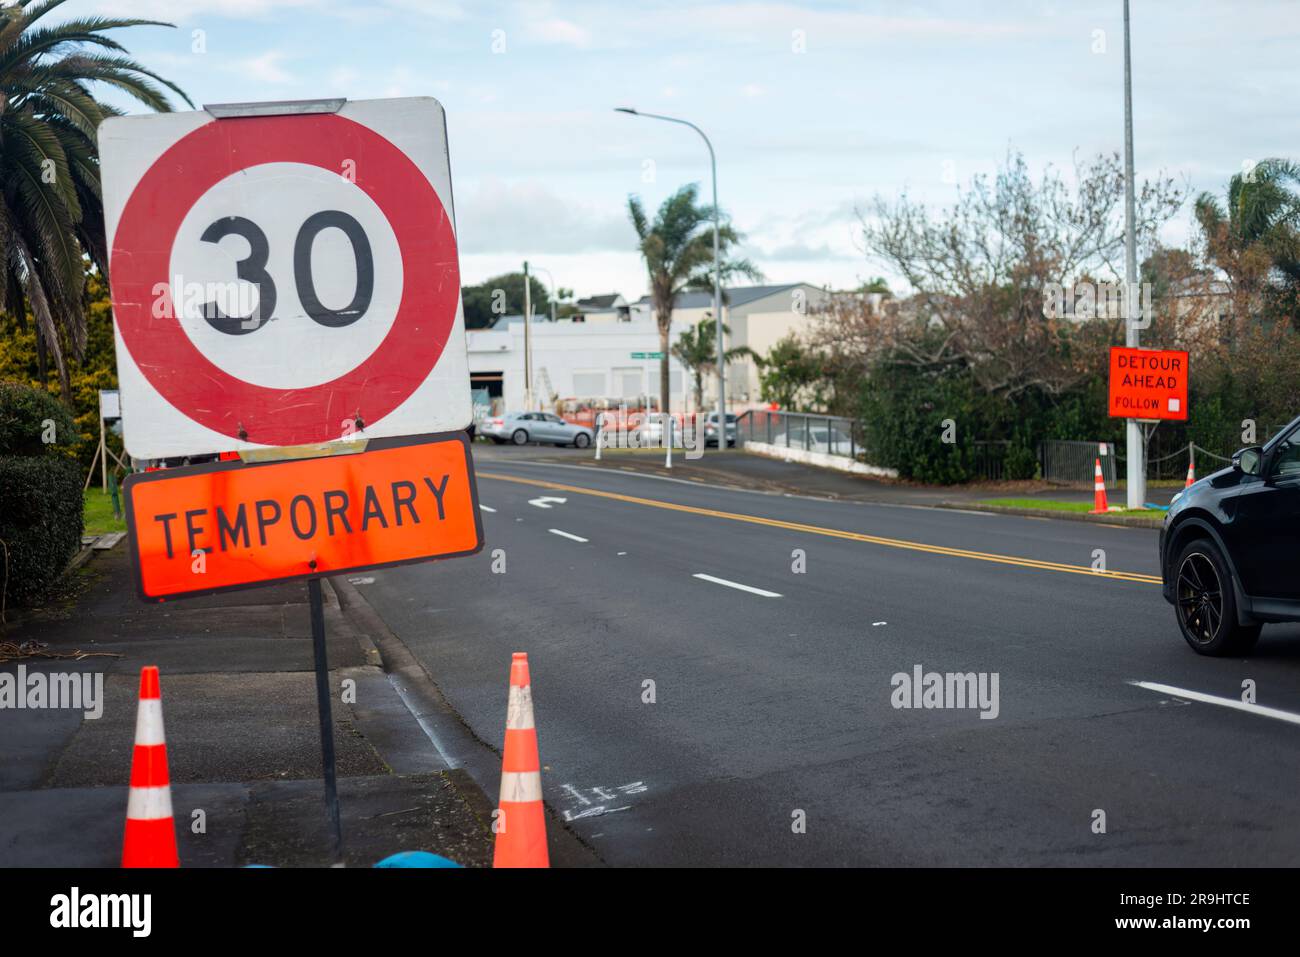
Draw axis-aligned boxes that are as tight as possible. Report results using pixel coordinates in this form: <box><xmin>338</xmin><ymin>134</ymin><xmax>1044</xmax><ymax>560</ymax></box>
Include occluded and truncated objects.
<box><xmin>692</xmin><ymin>573</ymin><xmax>782</xmax><ymax>598</ymax></box>
<box><xmin>1129</xmin><ymin>680</ymin><xmax>1300</xmax><ymax>727</ymax></box>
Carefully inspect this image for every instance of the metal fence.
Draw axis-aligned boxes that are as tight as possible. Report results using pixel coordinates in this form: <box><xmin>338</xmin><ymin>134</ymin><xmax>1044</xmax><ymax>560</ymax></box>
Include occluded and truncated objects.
<box><xmin>971</xmin><ymin>441</ymin><xmax>1011</xmax><ymax>482</ymax></box>
<box><xmin>1039</xmin><ymin>440</ymin><xmax>1117</xmax><ymax>486</ymax></box>
<box><xmin>737</xmin><ymin>409</ymin><xmax>865</xmax><ymax>461</ymax></box>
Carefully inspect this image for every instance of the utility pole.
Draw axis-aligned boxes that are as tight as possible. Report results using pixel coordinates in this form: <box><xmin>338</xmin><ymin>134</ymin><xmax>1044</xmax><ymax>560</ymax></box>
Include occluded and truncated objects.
<box><xmin>1122</xmin><ymin>0</ymin><xmax>1145</xmax><ymax>508</ymax></box>
<box><xmin>523</xmin><ymin>261</ymin><xmax>534</xmax><ymax>411</ymax></box>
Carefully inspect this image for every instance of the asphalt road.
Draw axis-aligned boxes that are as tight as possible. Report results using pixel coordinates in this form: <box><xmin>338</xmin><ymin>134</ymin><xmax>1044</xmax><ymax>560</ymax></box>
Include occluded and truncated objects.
<box><xmin>355</xmin><ymin>444</ymin><xmax>1300</xmax><ymax>866</ymax></box>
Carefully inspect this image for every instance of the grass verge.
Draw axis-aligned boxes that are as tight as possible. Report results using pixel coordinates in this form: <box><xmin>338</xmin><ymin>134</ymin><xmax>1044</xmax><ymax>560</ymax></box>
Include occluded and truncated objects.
<box><xmin>977</xmin><ymin>497</ymin><xmax>1163</xmax><ymax>515</ymax></box>
<box><xmin>83</xmin><ymin>487</ymin><xmax>126</xmax><ymax>535</ymax></box>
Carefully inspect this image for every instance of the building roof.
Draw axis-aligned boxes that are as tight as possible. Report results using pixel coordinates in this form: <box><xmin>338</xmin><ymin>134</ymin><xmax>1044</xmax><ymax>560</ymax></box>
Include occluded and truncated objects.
<box><xmin>634</xmin><ymin>283</ymin><xmax>808</xmax><ymax>310</ymax></box>
<box><xmin>576</xmin><ymin>293</ymin><xmax>624</xmax><ymax>309</ymax></box>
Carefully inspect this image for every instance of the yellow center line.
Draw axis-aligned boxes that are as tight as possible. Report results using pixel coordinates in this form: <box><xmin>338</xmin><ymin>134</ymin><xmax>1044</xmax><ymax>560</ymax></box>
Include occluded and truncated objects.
<box><xmin>477</xmin><ymin>471</ymin><xmax>1162</xmax><ymax>585</ymax></box>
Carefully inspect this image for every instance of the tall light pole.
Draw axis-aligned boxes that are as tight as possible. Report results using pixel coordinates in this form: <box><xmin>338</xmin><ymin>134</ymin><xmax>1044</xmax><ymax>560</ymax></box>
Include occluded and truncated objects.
<box><xmin>616</xmin><ymin>107</ymin><xmax>724</xmax><ymax>428</ymax></box>
<box><xmin>533</xmin><ymin>265</ymin><xmax>559</xmax><ymax>323</ymax></box>
<box><xmin>522</xmin><ymin>260</ymin><xmax>533</xmax><ymax>411</ymax></box>
<box><xmin>1122</xmin><ymin>0</ymin><xmax>1145</xmax><ymax>508</ymax></box>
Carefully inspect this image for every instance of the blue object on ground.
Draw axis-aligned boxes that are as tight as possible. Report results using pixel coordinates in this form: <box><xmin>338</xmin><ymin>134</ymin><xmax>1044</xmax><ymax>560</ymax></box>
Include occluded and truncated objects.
<box><xmin>375</xmin><ymin>851</ymin><xmax>461</xmax><ymax>868</ymax></box>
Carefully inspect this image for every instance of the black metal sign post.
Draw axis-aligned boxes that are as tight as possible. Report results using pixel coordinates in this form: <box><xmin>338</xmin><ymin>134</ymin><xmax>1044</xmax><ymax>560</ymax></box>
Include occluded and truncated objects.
<box><xmin>307</xmin><ymin>575</ymin><xmax>344</xmax><ymax>866</ymax></box>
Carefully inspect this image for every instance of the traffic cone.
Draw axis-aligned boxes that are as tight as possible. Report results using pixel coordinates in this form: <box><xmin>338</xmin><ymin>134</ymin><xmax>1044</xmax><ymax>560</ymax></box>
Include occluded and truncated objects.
<box><xmin>1090</xmin><ymin>458</ymin><xmax>1109</xmax><ymax>514</ymax></box>
<box><xmin>1185</xmin><ymin>455</ymin><xmax>1196</xmax><ymax>488</ymax></box>
<box><xmin>492</xmin><ymin>653</ymin><xmax>549</xmax><ymax>868</ymax></box>
<box><xmin>122</xmin><ymin>666</ymin><xmax>179</xmax><ymax>868</ymax></box>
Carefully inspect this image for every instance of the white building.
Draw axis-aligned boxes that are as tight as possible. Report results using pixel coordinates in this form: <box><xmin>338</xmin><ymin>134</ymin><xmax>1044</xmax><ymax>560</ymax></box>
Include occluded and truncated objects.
<box><xmin>467</xmin><ymin>316</ymin><xmax>689</xmax><ymax>413</ymax></box>
<box><xmin>573</xmin><ymin>293</ymin><xmax>631</xmax><ymax>323</ymax></box>
<box><xmin>466</xmin><ymin>282</ymin><xmax>828</xmax><ymax>415</ymax></box>
<box><xmin>632</xmin><ymin>282</ymin><xmax>829</xmax><ymax>403</ymax></box>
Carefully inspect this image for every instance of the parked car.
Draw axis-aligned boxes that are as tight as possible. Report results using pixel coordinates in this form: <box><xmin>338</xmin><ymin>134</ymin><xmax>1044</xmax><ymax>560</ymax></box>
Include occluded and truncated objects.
<box><xmin>771</xmin><ymin>425</ymin><xmax>853</xmax><ymax>455</ymax></box>
<box><xmin>704</xmin><ymin>412</ymin><xmax>738</xmax><ymax>447</ymax></box>
<box><xmin>479</xmin><ymin>411</ymin><xmax>593</xmax><ymax>448</ymax></box>
<box><xmin>1160</xmin><ymin>414</ymin><xmax>1300</xmax><ymax>655</ymax></box>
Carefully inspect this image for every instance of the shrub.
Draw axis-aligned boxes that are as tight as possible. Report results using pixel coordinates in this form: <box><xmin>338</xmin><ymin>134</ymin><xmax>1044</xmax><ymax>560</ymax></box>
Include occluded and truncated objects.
<box><xmin>858</xmin><ymin>361</ymin><xmax>977</xmax><ymax>483</ymax></box>
<box><xmin>0</xmin><ymin>455</ymin><xmax>84</xmax><ymax>606</ymax></box>
<box><xmin>0</xmin><ymin>380</ymin><xmax>78</xmax><ymax>456</ymax></box>
<box><xmin>0</xmin><ymin>381</ymin><xmax>85</xmax><ymax>607</ymax></box>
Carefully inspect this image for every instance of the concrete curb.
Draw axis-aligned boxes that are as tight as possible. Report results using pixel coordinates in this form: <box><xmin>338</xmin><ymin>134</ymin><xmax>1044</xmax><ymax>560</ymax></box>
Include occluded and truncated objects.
<box><xmin>937</xmin><ymin>502</ymin><xmax>1165</xmax><ymax>529</ymax></box>
<box><xmin>328</xmin><ymin>574</ymin><xmax>604</xmax><ymax>867</ymax></box>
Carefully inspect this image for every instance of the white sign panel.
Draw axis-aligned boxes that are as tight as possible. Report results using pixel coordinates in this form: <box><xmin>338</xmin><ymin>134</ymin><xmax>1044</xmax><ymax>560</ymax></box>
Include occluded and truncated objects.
<box><xmin>99</xmin><ymin>389</ymin><xmax>121</xmax><ymax>420</ymax></box>
<box><xmin>100</xmin><ymin>97</ymin><xmax>470</xmax><ymax>459</ymax></box>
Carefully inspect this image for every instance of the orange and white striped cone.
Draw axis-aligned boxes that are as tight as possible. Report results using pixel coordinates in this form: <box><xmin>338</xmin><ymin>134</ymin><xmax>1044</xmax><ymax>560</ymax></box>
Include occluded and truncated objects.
<box><xmin>1185</xmin><ymin>455</ymin><xmax>1196</xmax><ymax>488</ymax></box>
<box><xmin>492</xmin><ymin>653</ymin><xmax>549</xmax><ymax>868</ymax></box>
<box><xmin>1090</xmin><ymin>458</ymin><xmax>1109</xmax><ymax>514</ymax></box>
<box><xmin>122</xmin><ymin>666</ymin><xmax>179</xmax><ymax>868</ymax></box>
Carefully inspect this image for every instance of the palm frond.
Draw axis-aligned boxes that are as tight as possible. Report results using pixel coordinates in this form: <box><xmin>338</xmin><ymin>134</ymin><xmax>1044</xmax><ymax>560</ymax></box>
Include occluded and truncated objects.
<box><xmin>51</xmin><ymin>52</ymin><xmax>193</xmax><ymax>110</ymax></box>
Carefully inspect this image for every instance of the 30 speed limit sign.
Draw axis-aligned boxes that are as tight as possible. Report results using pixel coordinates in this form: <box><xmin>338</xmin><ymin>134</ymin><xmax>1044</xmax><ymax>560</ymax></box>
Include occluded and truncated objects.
<box><xmin>100</xmin><ymin>97</ymin><xmax>470</xmax><ymax>459</ymax></box>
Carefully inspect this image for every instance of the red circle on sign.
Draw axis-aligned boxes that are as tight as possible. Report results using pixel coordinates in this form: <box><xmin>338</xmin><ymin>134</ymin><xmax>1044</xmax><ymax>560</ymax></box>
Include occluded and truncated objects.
<box><xmin>110</xmin><ymin>113</ymin><xmax>459</xmax><ymax>447</ymax></box>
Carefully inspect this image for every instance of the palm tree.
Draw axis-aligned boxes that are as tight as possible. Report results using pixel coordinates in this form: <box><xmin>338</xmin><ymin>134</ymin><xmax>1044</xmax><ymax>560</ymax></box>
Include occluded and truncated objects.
<box><xmin>1194</xmin><ymin>158</ymin><xmax>1300</xmax><ymax>324</ymax></box>
<box><xmin>627</xmin><ymin>183</ymin><xmax>759</xmax><ymax>415</ymax></box>
<box><xmin>671</xmin><ymin>317</ymin><xmax>756</xmax><ymax>412</ymax></box>
<box><xmin>0</xmin><ymin>0</ymin><xmax>190</xmax><ymax>397</ymax></box>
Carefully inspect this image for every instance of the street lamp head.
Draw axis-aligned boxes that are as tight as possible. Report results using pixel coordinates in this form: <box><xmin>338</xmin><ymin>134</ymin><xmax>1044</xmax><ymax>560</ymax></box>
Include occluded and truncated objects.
<box><xmin>614</xmin><ymin>106</ymin><xmax>638</xmax><ymax>115</ymax></box>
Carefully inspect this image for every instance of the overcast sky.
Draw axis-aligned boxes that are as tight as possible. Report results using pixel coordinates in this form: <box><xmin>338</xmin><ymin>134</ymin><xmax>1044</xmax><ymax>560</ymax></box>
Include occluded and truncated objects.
<box><xmin>84</xmin><ymin>0</ymin><xmax>1300</xmax><ymax>301</ymax></box>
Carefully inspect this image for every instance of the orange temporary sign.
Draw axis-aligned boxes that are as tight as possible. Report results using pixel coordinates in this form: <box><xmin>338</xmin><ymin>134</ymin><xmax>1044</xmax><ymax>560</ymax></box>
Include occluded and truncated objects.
<box><xmin>1108</xmin><ymin>347</ymin><xmax>1189</xmax><ymax>421</ymax></box>
<box><xmin>125</xmin><ymin>433</ymin><xmax>483</xmax><ymax>601</ymax></box>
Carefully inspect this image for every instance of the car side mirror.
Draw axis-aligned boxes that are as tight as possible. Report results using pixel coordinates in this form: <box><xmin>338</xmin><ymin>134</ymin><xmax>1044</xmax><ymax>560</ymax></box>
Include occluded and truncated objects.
<box><xmin>1233</xmin><ymin>446</ymin><xmax>1263</xmax><ymax>476</ymax></box>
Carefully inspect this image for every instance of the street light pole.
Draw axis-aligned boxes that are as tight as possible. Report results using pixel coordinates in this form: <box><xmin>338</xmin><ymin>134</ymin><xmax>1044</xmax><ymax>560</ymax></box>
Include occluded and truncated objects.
<box><xmin>616</xmin><ymin>107</ymin><xmax>725</xmax><ymax>432</ymax></box>
<box><xmin>534</xmin><ymin>265</ymin><xmax>559</xmax><ymax>323</ymax></box>
<box><xmin>523</xmin><ymin>260</ymin><xmax>533</xmax><ymax>411</ymax></box>
<box><xmin>1122</xmin><ymin>0</ymin><xmax>1145</xmax><ymax>508</ymax></box>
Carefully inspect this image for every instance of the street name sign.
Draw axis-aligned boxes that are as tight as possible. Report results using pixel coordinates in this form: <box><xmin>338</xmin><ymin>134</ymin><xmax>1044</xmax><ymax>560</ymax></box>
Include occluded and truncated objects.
<box><xmin>1108</xmin><ymin>347</ymin><xmax>1189</xmax><ymax>421</ymax></box>
<box><xmin>100</xmin><ymin>97</ymin><xmax>470</xmax><ymax>459</ymax></box>
<box><xmin>124</xmin><ymin>433</ymin><xmax>483</xmax><ymax>601</ymax></box>
<box><xmin>631</xmin><ymin>351</ymin><xmax>665</xmax><ymax>359</ymax></box>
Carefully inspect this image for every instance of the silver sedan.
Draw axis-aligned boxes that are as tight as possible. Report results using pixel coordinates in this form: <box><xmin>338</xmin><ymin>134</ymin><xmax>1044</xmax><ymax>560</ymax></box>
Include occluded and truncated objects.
<box><xmin>479</xmin><ymin>411</ymin><xmax>594</xmax><ymax>448</ymax></box>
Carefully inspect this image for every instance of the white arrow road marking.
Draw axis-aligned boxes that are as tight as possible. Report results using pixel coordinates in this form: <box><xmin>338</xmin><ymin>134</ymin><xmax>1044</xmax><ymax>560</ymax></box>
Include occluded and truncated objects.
<box><xmin>1128</xmin><ymin>680</ymin><xmax>1300</xmax><ymax>727</ymax></box>
<box><xmin>563</xmin><ymin>805</ymin><xmax>632</xmax><ymax>822</ymax></box>
<box><xmin>692</xmin><ymin>573</ymin><xmax>782</xmax><ymax>598</ymax></box>
<box><xmin>479</xmin><ymin>504</ymin><xmax>496</xmax><ymax>513</ymax></box>
<box><xmin>548</xmin><ymin>528</ymin><xmax>589</xmax><ymax>543</ymax></box>
<box><xmin>528</xmin><ymin>496</ymin><xmax>568</xmax><ymax>509</ymax></box>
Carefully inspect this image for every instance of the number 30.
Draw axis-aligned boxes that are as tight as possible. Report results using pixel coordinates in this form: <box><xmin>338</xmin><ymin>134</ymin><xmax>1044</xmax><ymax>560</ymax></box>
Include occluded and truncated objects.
<box><xmin>200</xmin><ymin>210</ymin><xmax>375</xmax><ymax>336</ymax></box>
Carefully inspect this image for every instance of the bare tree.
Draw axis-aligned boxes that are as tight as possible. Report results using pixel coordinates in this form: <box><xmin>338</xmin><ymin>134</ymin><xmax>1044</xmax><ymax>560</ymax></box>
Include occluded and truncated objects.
<box><xmin>825</xmin><ymin>151</ymin><xmax>1184</xmax><ymax>398</ymax></box>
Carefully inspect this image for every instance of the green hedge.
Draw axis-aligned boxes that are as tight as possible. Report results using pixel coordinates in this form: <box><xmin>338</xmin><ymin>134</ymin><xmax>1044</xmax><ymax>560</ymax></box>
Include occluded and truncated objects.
<box><xmin>0</xmin><ymin>456</ymin><xmax>84</xmax><ymax>606</ymax></box>
<box><xmin>0</xmin><ymin>381</ymin><xmax>85</xmax><ymax>606</ymax></box>
<box><xmin>857</xmin><ymin>358</ymin><xmax>1121</xmax><ymax>483</ymax></box>
<box><xmin>0</xmin><ymin>380</ymin><xmax>78</xmax><ymax>456</ymax></box>
<box><xmin>858</xmin><ymin>361</ymin><xmax>978</xmax><ymax>484</ymax></box>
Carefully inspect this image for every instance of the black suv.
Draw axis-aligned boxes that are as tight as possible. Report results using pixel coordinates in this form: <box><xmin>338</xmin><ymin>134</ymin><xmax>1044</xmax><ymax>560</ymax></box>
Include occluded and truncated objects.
<box><xmin>1161</xmin><ymin>415</ymin><xmax>1300</xmax><ymax>655</ymax></box>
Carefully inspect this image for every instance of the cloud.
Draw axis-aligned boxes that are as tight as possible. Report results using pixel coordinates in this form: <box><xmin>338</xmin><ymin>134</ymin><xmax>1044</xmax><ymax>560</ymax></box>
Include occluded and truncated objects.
<box><xmin>526</xmin><ymin>18</ymin><xmax>593</xmax><ymax>48</ymax></box>
<box><xmin>90</xmin><ymin>0</ymin><xmax>318</xmax><ymax>20</ymax></box>
<box><xmin>91</xmin><ymin>0</ymin><xmax>465</xmax><ymax>22</ymax></box>
<box><xmin>235</xmin><ymin>50</ymin><xmax>297</xmax><ymax>85</ymax></box>
<box><xmin>456</xmin><ymin>178</ymin><xmax>636</xmax><ymax>256</ymax></box>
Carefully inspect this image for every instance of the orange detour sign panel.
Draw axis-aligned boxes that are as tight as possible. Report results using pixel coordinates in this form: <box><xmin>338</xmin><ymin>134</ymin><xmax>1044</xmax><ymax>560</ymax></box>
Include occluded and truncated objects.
<box><xmin>1108</xmin><ymin>346</ymin><xmax>1189</xmax><ymax>421</ymax></box>
<box><xmin>124</xmin><ymin>433</ymin><xmax>483</xmax><ymax>601</ymax></box>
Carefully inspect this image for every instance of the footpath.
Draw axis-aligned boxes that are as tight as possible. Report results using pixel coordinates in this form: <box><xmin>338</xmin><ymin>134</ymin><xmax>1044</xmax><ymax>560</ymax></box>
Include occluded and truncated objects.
<box><xmin>517</xmin><ymin>445</ymin><xmax>1180</xmax><ymax>526</ymax></box>
<box><xmin>0</xmin><ymin>544</ymin><xmax>501</xmax><ymax>868</ymax></box>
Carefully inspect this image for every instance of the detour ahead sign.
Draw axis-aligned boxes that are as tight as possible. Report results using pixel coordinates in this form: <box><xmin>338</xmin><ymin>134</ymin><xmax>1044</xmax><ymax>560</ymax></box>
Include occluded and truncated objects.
<box><xmin>1108</xmin><ymin>347</ymin><xmax>1189</xmax><ymax>421</ymax></box>
<box><xmin>125</xmin><ymin>433</ymin><xmax>483</xmax><ymax>601</ymax></box>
